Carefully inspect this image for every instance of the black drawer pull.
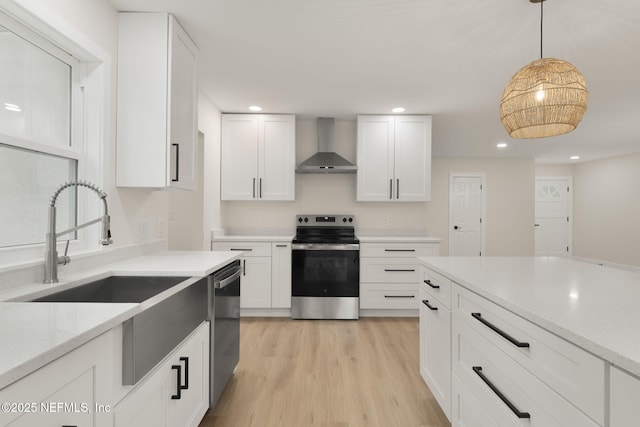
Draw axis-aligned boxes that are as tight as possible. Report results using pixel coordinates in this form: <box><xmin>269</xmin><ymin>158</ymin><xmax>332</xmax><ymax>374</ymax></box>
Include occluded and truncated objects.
<box><xmin>384</xmin><ymin>269</ymin><xmax>415</xmax><ymax>272</ymax></box>
<box><xmin>471</xmin><ymin>312</ymin><xmax>530</xmax><ymax>348</ymax></box>
<box><xmin>384</xmin><ymin>295</ymin><xmax>415</xmax><ymax>298</ymax></box>
<box><xmin>422</xmin><ymin>299</ymin><xmax>438</xmax><ymax>310</ymax></box>
<box><xmin>230</xmin><ymin>248</ymin><xmax>253</xmax><ymax>251</ymax></box>
<box><xmin>179</xmin><ymin>356</ymin><xmax>189</xmax><ymax>390</ymax></box>
<box><xmin>171</xmin><ymin>365</ymin><xmax>182</xmax><ymax>399</ymax></box>
<box><xmin>384</xmin><ymin>249</ymin><xmax>415</xmax><ymax>252</ymax></box>
<box><xmin>473</xmin><ymin>366</ymin><xmax>530</xmax><ymax>419</ymax></box>
<box><xmin>423</xmin><ymin>279</ymin><xmax>440</xmax><ymax>289</ymax></box>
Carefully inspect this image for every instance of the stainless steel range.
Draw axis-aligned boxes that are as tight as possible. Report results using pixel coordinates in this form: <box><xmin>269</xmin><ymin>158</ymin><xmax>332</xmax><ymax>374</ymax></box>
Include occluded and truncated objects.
<box><xmin>291</xmin><ymin>215</ymin><xmax>359</xmax><ymax>319</ymax></box>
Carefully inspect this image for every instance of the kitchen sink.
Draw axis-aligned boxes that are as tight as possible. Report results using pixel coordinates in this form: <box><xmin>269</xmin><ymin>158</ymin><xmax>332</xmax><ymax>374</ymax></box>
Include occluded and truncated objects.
<box><xmin>30</xmin><ymin>276</ymin><xmax>189</xmax><ymax>303</ymax></box>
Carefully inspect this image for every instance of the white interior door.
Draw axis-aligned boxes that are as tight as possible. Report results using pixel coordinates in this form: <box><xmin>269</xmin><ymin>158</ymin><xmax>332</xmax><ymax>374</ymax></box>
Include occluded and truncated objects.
<box><xmin>535</xmin><ymin>177</ymin><xmax>572</xmax><ymax>256</ymax></box>
<box><xmin>449</xmin><ymin>174</ymin><xmax>484</xmax><ymax>256</ymax></box>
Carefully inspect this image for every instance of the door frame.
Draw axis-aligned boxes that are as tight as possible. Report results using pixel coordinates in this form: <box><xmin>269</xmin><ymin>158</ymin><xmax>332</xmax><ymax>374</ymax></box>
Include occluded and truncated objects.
<box><xmin>449</xmin><ymin>173</ymin><xmax>486</xmax><ymax>256</ymax></box>
<box><xmin>535</xmin><ymin>176</ymin><xmax>574</xmax><ymax>256</ymax></box>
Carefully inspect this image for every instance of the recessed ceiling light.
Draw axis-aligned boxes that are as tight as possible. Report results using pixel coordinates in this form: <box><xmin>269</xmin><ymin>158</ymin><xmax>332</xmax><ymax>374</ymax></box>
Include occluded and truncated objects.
<box><xmin>249</xmin><ymin>105</ymin><xmax>262</xmax><ymax>112</ymax></box>
<box><xmin>391</xmin><ymin>107</ymin><xmax>405</xmax><ymax>113</ymax></box>
<box><xmin>496</xmin><ymin>142</ymin><xmax>508</xmax><ymax>148</ymax></box>
<box><xmin>570</xmin><ymin>155</ymin><xmax>580</xmax><ymax>160</ymax></box>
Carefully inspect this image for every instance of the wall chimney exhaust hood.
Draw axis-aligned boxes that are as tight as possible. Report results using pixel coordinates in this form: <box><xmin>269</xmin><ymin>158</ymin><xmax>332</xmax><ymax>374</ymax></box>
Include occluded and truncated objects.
<box><xmin>296</xmin><ymin>118</ymin><xmax>357</xmax><ymax>174</ymax></box>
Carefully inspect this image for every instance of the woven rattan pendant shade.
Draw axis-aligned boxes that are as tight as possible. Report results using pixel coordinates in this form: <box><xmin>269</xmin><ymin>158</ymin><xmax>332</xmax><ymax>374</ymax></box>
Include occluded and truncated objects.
<box><xmin>500</xmin><ymin>58</ymin><xmax>588</xmax><ymax>139</ymax></box>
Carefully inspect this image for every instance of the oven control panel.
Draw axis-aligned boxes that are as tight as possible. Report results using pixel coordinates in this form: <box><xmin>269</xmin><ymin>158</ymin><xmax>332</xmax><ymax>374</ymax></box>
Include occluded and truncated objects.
<box><xmin>296</xmin><ymin>215</ymin><xmax>355</xmax><ymax>226</ymax></box>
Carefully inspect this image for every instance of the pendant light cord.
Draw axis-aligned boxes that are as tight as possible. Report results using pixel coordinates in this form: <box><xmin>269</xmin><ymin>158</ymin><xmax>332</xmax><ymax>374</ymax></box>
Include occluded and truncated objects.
<box><xmin>540</xmin><ymin>0</ymin><xmax>544</xmax><ymax>59</ymax></box>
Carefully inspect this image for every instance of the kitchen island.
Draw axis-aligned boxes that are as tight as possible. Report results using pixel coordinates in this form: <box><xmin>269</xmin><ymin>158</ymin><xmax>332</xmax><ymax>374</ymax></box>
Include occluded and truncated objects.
<box><xmin>418</xmin><ymin>256</ymin><xmax>640</xmax><ymax>427</ymax></box>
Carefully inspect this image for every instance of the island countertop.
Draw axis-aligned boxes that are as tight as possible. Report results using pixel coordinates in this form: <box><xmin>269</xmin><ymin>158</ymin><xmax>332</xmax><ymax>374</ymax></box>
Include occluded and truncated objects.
<box><xmin>417</xmin><ymin>256</ymin><xmax>640</xmax><ymax>377</ymax></box>
<box><xmin>0</xmin><ymin>250</ymin><xmax>240</xmax><ymax>389</ymax></box>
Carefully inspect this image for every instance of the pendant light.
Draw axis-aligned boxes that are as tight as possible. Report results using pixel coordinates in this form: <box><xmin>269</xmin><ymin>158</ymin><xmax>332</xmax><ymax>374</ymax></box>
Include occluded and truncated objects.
<box><xmin>499</xmin><ymin>0</ymin><xmax>588</xmax><ymax>139</ymax></box>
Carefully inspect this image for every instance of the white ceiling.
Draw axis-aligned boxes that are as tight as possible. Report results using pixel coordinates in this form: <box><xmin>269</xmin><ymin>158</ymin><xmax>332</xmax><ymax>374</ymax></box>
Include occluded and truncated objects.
<box><xmin>110</xmin><ymin>0</ymin><xmax>640</xmax><ymax>163</ymax></box>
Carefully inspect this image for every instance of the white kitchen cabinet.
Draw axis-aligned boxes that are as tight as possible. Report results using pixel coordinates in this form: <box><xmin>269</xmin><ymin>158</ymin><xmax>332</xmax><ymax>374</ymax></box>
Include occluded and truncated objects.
<box><xmin>271</xmin><ymin>241</ymin><xmax>292</xmax><ymax>308</ymax></box>
<box><xmin>0</xmin><ymin>331</ymin><xmax>113</xmax><ymax>427</ymax></box>
<box><xmin>610</xmin><ymin>366</ymin><xmax>640</xmax><ymax>427</ymax></box>
<box><xmin>116</xmin><ymin>12</ymin><xmax>198</xmax><ymax>190</ymax></box>
<box><xmin>221</xmin><ymin>114</ymin><xmax>295</xmax><ymax>200</ymax></box>
<box><xmin>419</xmin><ymin>267</ymin><xmax>452</xmax><ymax>421</ymax></box>
<box><xmin>360</xmin><ymin>241</ymin><xmax>439</xmax><ymax>312</ymax></box>
<box><xmin>114</xmin><ymin>322</ymin><xmax>209</xmax><ymax>427</ymax></box>
<box><xmin>357</xmin><ymin>115</ymin><xmax>431</xmax><ymax>201</ymax></box>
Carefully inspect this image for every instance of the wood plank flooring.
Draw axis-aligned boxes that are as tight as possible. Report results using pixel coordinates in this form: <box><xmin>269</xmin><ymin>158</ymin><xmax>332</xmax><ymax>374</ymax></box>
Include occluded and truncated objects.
<box><xmin>199</xmin><ymin>317</ymin><xmax>450</xmax><ymax>427</ymax></box>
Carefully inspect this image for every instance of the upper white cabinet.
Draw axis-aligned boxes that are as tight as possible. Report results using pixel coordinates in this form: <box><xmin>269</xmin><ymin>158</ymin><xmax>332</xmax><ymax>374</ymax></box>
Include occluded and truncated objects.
<box><xmin>221</xmin><ymin>114</ymin><xmax>295</xmax><ymax>201</ymax></box>
<box><xmin>357</xmin><ymin>115</ymin><xmax>432</xmax><ymax>201</ymax></box>
<box><xmin>116</xmin><ymin>13</ymin><xmax>198</xmax><ymax>190</ymax></box>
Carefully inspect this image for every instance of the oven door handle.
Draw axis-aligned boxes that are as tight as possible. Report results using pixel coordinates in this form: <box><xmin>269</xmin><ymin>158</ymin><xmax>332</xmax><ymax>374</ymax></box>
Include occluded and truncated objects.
<box><xmin>291</xmin><ymin>243</ymin><xmax>360</xmax><ymax>251</ymax></box>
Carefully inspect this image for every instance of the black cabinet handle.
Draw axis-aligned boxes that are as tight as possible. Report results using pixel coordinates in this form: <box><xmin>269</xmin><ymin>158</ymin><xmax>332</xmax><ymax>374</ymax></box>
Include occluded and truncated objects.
<box><xmin>384</xmin><ymin>269</ymin><xmax>416</xmax><ymax>272</ymax></box>
<box><xmin>171</xmin><ymin>143</ymin><xmax>179</xmax><ymax>182</ymax></box>
<box><xmin>230</xmin><ymin>248</ymin><xmax>253</xmax><ymax>251</ymax></box>
<box><xmin>179</xmin><ymin>357</ymin><xmax>189</xmax><ymax>390</ymax></box>
<box><xmin>389</xmin><ymin>179</ymin><xmax>393</xmax><ymax>199</ymax></box>
<box><xmin>171</xmin><ymin>365</ymin><xmax>182</xmax><ymax>399</ymax></box>
<box><xmin>259</xmin><ymin>178</ymin><xmax>263</xmax><ymax>198</ymax></box>
<box><xmin>454</xmin><ymin>225</ymin><xmax>460</xmax><ymax>230</ymax></box>
<box><xmin>472</xmin><ymin>312</ymin><xmax>530</xmax><ymax>348</ymax></box>
<box><xmin>384</xmin><ymin>249</ymin><xmax>415</xmax><ymax>252</ymax></box>
<box><xmin>384</xmin><ymin>295</ymin><xmax>415</xmax><ymax>298</ymax></box>
<box><xmin>473</xmin><ymin>366</ymin><xmax>530</xmax><ymax>419</ymax></box>
<box><xmin>252</xmin><ymin>178</ymin><xmax>256</xmax><ymax>198</ymax></box>
<box><xmin>243</xmin><ymin>259</ymin><xmax>246</xmax><ymax>276</ymax></box>
<box><xmin>422</xmin><ymin>299</ymin><xmax>438</xmax><ymax>310</ymax></box>
<box><xmin>396</xmin><ymin>178</ymin><xmax>400</xmax><ymax>199</ymax></box>
<box><xmin>423</xmin><ymin>279</ymin><xmax>440</xmax><ymax>289</ymax></box>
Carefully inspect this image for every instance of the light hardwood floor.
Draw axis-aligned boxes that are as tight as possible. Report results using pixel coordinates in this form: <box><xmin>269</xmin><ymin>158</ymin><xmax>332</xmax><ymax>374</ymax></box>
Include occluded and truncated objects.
<box><xmin>199</xmin><ymin>317</ymin><xmax>450</xmax><ymax>427</ymax></box>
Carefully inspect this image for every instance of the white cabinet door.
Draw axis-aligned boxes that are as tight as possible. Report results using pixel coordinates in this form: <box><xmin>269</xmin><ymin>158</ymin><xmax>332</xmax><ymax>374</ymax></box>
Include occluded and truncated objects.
<box><xmin>116</xmin><ymin>13</ymin><xmax>198</xmax><ymax>190</ymax></box>
<box><xmin>419</xmin><ymin>287</ymin><xmax>451</xmax><ymax>421</ymax></box>
<box><xmin>357</xmin><ymin>115</ymin><xmax>395</xmax><ymax>201</ymax></box>
<box><xmin>114</xmin><ymin>322</ymin><xmax>209</xmax><ymax>427</ymax></box>
<box><xmin>394</xmin><ymin>115</ymin><xmax>431</xmax><ymax>201</ymax></box>
<box><xmin>240</xmin><ymin>257</ymin><xmax>272</xmax><ymax>308</ymax></box>
<box><xmin>0</xmin><ymin>331</ymin><xmax>113</xmax><ymax>427</ymax></box>
<box><xmin>610</xmin><ymin>366</ymin><xmax>640</xmax><ymax>427</ymax></box>
<box><xmin>259</xmin><ymin>115</ymin><xmax>296</xmax><ymax>200</ymax></box>
<box><xmin>357</xmin><ymin>115</ymin><xmax>431</xmax><ymax>201</ymax></box>
<box><xmin>271</xmin><ymin>242</ymin><xmax>292</xmax><ymax>308</ymax></box>
<box><xmin>221</xmin><ymin>114</ymin><xmax>295</xmax><ymax>201</ymax></box>
<box><xmin>221</xmin><ymin>115</ymin><xmax>259</xmax><ymax>200</ymax></box>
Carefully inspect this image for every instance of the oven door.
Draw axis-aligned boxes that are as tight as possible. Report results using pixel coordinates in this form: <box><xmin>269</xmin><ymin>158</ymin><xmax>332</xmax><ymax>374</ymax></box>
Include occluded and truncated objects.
<box><xmin>291</xmin><ymin>243</ymin><xmax>359</xmax><ymax>297</ymax></box>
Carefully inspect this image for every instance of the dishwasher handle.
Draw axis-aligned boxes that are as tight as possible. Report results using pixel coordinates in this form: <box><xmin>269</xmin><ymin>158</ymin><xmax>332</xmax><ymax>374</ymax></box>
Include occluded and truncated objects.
<box><xmin>214</xmin><ymin>266</ymin><xmax>242</xmax><ymax>290</ymax></box>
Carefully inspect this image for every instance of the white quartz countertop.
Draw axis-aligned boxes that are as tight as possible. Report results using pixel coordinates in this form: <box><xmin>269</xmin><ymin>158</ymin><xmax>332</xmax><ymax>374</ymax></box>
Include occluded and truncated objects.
<box><xmin>0</xmin><ymin>250</ymin><xmax>239</xmax><ymax>389</ymax></box>
<box><xmin>418</xmin><ymin>256</ymin><xmax>640</xmax><ymax>376</ymax></box>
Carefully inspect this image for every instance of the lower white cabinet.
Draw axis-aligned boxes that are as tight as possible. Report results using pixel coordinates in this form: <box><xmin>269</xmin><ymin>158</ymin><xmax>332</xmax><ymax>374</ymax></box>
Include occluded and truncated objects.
<box><xmin>610</xmin><ymin>366</ymin><xmax>640</xmax><ymax>427</ymax></box>
<box><xmin>211</xmin><ymin>239</ymin><xmax>292</xmax><ymax>311</ymax></box>
<box><xmin>113</xmin><ymin>322</ymin><xmax>209</xmax><ymax>427</ymax></box>
<box><xmin>0</xmin><ymin>331</ymin><xmax>113</xmax><ymax>427</ymax></box>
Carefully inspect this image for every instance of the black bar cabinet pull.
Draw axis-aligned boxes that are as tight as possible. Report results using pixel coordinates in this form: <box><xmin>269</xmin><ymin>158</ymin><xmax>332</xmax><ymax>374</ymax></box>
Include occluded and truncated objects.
<box><xmin>471</xmin><ymin>312</ymin><xmax>530</xmax><ymax>348</ymax></box>
<box><xmin>423</xmin><ymin>279</ymin><xmax>440</xmax><ymax>289</ymax></box>
<box><xmin>396</xmin><ymin>178</ymin><xmax>399</xmax><ymax>199</ymax></box>
<box><xmin>259</xmin><ymin>178</ymin><xmax>263</xmax><ymax>198</ymax></box>
<box><xmin>472</xmin><ymin>366</ymin><xmax>530</xmax><ymax>419</ymax></box>
<box><xmin>243</xmin><ymin>259</ymin><xmax>246</xmax><ymax>276</ymax></box>
<box><xmin>171</xmin><ymin>143</ymin><xmax>179</xmax><ymax>182</ymax></box>
<box><xmin>385</xmin><ymin>249</ymin><xmax>415</xmax><ymax>252</ymax></box>
<box><xmin>389</xmin><ymin>179</ymin><xmax>393</xmax><ymax>199</ymax></box>
<box><xmin>384</xmin><ymin>268</ymin><xmax>416</xmax><ymax>272</ymax></box>
<box><xmin>230</xmin><ymin>248</ymin><xmax>253</xmax><ymax>251</ymax></box>
<box><xmin>422</xmin><ymin>299</ymin><xmax>438</xmax><ymax>310</ymax></box>
<box><xmin>171</xmin><ymin>365</ymin><xmax>182</xmax><ymax>399</ymax></box>
<box><xmin>384</xmin><ymin>295</ymin><xmax>415</xmax><ymax>298</ymax></box>
<box><xmin>179</xmin><ymin>357</ymin><xmax>189</xmax><ymax>390</ymax></box>
<box><xmin>252</xmin><ymin>178</ymin><xmax>256</xmax><ymax>198</ymax></box>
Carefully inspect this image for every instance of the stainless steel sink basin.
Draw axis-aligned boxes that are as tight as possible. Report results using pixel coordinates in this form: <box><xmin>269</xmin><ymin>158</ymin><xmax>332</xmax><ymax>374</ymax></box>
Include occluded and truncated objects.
<box><xmin>31</xmin><ymin>276</ymin><xmax>189</xmax><ymax>303</ymax></box>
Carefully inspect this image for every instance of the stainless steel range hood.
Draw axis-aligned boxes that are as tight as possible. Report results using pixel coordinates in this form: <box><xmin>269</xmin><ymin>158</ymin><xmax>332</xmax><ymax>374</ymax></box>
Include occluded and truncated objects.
<box><xmin>296</xmin><ymin>118</ymin><xmax>357</xmax><ymax>174</ymax></box>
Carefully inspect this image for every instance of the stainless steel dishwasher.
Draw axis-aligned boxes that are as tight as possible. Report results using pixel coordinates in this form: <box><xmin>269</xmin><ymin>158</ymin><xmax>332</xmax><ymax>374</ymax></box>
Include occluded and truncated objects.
<box><xmin>209</xmin><ymin>259</ymin><xmax>242</xmax><ymax>408</ymax></box>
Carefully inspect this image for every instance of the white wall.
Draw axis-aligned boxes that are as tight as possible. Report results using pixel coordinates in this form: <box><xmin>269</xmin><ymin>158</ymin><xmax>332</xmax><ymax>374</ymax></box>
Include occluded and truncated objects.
<box><xmin>222</xmin><ymin>119</ymin><xmax>536</xmax><ymax>256</ymax></box>
<box><xmin>572</xmin><ymin>153</ymin><xmax>640</xmax><ymax>266</ymax></box>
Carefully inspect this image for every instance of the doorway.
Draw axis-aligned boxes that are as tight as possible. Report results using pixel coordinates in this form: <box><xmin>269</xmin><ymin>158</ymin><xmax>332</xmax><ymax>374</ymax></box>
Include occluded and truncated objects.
<box><xmin>535</xmin><ymin>176</ymin><xmax>572</xmax><ymax>256</ymax></box>
<box><xmin>449</xmin><ymin>173</ymin><xmax>485</xmax><ymax>256</ymax></box>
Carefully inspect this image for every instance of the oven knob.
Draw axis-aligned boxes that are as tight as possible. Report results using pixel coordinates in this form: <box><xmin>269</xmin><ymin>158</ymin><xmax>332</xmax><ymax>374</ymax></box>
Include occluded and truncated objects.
<box><xmin>348</xmin><ymin>217</ymin><xmax>353</xmax><ymax>223</ymax></box>
<box><xmin>304</xmin><ymin>217</ymin><xmax>309</xmax><ymax>223</ymax></box>
<box><xmin>298</xmin><ymin>217</ymin><xmax>303</xmax><ymax>223</ymax></box>
<box><xmin>342</xmin><ymin>217</ymin><xmax>347</xmax><ymax>223</ymax></box>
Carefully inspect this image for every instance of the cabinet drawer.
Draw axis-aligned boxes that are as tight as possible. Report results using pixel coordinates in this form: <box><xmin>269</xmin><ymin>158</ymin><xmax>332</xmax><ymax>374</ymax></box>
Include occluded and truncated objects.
<box><xmin>421</xmin><ymin>266</ymin><xmax>452</xmax><ymax>309</ymax></box>
<box><xmin>360</xmin><ymin>242</ymin><xmax>438</xmax><ymax>257</ymax></box>
<box><xmin>451</xmin><ymin>373</ymin><xmax>501</xmax><ymax>427</ymax></box>
<box><xmin>453</xmin><ymin>285</ymin><xmax>605</xmax><ymax>425</ymax></box>
<box><xmin>361</xmin><ymin>258</ymin><xmax>419</xmax><ymax>283</ymax></box>
<box><xmin>453</xmin><ymin>316</ymin><xmax>600</xmax><ymax>427</ymax></box>
<box><xmin>211</xmin><ymin>241</ymin><xmax>271</xmax><ymax>257</ymax></box>
<box><xmin>360</xmin><ymin>283</ymin><xmax>418</xmax><ymax>309</ymax></box>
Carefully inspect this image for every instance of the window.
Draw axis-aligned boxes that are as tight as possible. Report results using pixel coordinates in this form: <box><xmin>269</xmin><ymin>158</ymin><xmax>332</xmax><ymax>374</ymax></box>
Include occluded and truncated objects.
<box><xmin>0</xmin><ymin>16</ymin><xmax>84</xmax><ymax>251</ymax></box>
